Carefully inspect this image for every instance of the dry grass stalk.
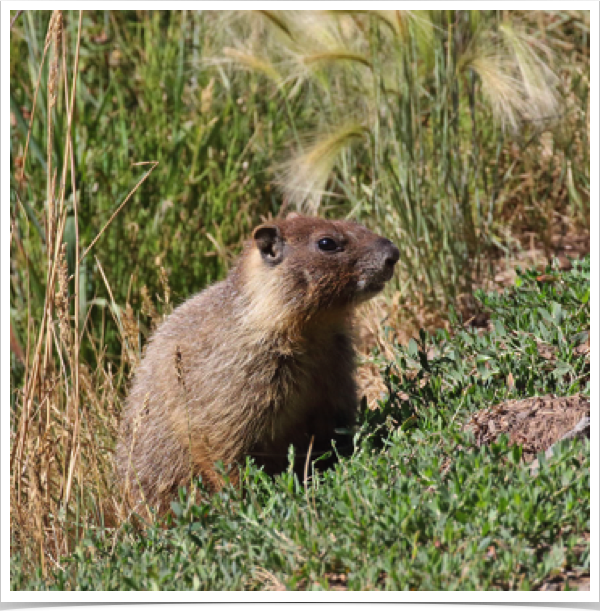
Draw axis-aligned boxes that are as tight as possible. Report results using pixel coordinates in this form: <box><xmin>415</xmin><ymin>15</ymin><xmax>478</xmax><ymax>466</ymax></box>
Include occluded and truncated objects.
<box><xmin>121</xmin><ymin>303</ymin><xmax>141</xmax><ymax>369</ymax></box>
<box><xmin>55</xmin><ymin>243</ymin><xmax>72</xmax><ymax>361</ymax></box>
<box><xmin>140</xmin><ymin>285</ymin><xmax>161</xmax><ymax>329</ymax></box>
<box><xmin>222</xmin><ymin>47</ymin><xmax>281</xmax><ymax>83</ymax></box>
<box><xmin>78</xmin><ymin>161</ymin><xmax>160</xmax><ymax>266</ymax></box>
<box><xmin>46</xmin><ymin>11</ymin><xmax>62</xmax><ymax>262</ymax></box>
<box><xmin>276</xmin><ymin>122</ymin><xmax>369</xmax><ymax>213</ymax></box>
<box><xmin>11</xmin><ymin>12</ymin><xmax>162</xmax><ymax>575</ymax></box>
<box><xmin>158</xmin><ymin>265</ymin><xmax>172</xmax><ymax>312</ymax></box>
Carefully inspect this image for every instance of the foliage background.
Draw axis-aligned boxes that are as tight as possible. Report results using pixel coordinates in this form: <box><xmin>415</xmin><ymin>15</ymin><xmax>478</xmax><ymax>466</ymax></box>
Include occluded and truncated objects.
<box><xmin>9</xmin><ymin>9</ymin><xmax>590</xmax><ymax>589</ymax></box>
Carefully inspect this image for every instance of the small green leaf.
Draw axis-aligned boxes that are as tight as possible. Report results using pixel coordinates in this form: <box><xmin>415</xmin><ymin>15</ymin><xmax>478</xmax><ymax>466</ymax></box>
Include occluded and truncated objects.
<box><xmin>580</xmin><ymin>288</ymin><xmax>590</xmax><ymax>304</ymax></box>
<box><xmin>401</xmin><ymin>415</ymin><xmax>418</xmax><ymax>431</ymax></box>
<box><xmin>552</xmin><ymin>361</ymin><xmax>573</xmax><ymax>377</ymax></box>
<box><xmin>170</xmin><ymin>502</ymin><xmax>183</xmax><ymax>518</ymax></box>
<box><xmin>511</xmin><ymin>444</ymin><xmax>523</xmax><ymax>465</ymax></box>
<box><xmin>494</xmin><ymin>320</ymin><xmax>506</xmax><ymax>336</ymax></box>
<box><xmin>551</xmin><ymin>302</ymin><xmax>564</xmax><ymax>324</ymax></box>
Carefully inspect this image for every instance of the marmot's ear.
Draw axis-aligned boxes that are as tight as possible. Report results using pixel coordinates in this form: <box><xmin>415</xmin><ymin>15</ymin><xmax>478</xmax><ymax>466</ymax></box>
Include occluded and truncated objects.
<box><xmin>253</xmin><ymin>224</ymin><xmax>285</xmax><ymax>265</ymax></box>
<box><xmin>286</xmin><ymin>212</ymin><xmax>301</xmax><ymax>220</ymax></box>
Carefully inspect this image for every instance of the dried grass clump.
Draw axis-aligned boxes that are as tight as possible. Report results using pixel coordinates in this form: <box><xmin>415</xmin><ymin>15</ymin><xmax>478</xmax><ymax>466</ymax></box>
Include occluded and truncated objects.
<box><xmin>10</xmin><ymin>11</ymin><xmax>162</xmax><ymax>576</ymax></box>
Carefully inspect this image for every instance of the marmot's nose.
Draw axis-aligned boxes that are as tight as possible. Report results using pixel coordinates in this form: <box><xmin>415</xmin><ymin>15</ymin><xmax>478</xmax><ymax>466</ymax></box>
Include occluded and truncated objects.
<box><xmin>379</xmin><ymin>238</ymin><xmax>400</xmax><ymax>267</ymax></box>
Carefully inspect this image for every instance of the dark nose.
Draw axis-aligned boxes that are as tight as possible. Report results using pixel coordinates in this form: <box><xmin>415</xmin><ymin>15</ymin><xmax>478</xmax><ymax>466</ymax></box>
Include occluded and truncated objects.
<box><xmin>380</xmin><ymin>238</ymin><xmax>400</xmax><ymax>267</ymax></box>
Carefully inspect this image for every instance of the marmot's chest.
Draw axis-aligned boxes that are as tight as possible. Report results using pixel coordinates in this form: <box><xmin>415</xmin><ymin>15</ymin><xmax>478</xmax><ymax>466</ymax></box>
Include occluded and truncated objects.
<box><xmin>264</xmin><ymin>338</ymin><xmax>355</xmax><ymax>419</ymax></box>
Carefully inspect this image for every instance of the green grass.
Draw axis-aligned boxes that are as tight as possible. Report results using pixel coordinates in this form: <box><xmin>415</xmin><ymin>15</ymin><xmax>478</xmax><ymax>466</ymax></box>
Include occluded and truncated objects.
<box><xmin>216</xmin><ymin>10</ymin><xmax>590</xmax><ymax>312</ymax></box>
<box><xmin>10</xmin><ymin>11</ymin><xmax>295</xmax><ymax>362</ymax></box>
<box><xmin>9</xmin><ymin>9</ymin><xmax>590</xmax><ymax>588</ymax></box>
<box><xmin>10</xmin><ymin>11</ymin><xmax>590</xmax><ymax>333</ymax></box>
<box><xmin>11</xmin><ymin>257</ymin><xmax>590</xmax><ymax>591</ymax></box>
<box><xmin>369</xmin><ymin>257</ymin><xmax>591</xmax><ymax>431</ymax></box>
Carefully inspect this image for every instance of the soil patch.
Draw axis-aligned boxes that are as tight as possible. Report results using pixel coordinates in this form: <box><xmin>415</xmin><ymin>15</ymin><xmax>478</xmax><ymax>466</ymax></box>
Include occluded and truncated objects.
<box><xmin>465</xmin><ymin>394</ymin><xmax>590</xmax><ymax>462</ymax></box>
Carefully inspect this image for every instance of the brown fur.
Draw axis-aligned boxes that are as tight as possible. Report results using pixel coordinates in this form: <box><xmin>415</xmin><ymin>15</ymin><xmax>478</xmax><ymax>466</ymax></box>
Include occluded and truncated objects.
<box><xmin>115</xmin><ymin>215</ymin><xmax>399</xmax><ymax>513</ymax></box>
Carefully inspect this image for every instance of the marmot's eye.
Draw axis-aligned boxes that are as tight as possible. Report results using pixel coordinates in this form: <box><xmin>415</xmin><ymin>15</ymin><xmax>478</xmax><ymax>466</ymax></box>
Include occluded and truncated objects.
<box><xmin>317</xmin><ymin>237</ymin><xmax>338</xmax><ymax>252</ymax></box>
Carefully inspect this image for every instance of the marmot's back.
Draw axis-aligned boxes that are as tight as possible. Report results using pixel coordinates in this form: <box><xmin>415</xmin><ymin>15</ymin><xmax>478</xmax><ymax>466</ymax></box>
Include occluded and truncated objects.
<box><xmin>116</xmin><ymin>214</ymin><xmax>399</xmax><ymax>513</ymax></box>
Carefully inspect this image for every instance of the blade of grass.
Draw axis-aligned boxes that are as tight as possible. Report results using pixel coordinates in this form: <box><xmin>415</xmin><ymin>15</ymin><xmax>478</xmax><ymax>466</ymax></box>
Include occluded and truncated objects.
<box><xmin>78</xmin><ymin>161</ymin><xmax>159</xmax><ymax>265</ymax></box>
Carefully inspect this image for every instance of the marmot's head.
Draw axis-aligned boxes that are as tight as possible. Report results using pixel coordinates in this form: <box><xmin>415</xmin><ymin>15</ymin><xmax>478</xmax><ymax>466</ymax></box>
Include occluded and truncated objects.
<box><xmin>242</xmin><ymin>214</ymin><xmax>399</xmax><ymax>325</ymax></box>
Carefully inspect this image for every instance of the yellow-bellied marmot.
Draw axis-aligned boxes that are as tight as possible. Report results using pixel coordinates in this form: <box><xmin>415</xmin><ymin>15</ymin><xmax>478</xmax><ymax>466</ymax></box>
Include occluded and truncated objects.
<box><xmin>116</xmin><ymin>214</ymin><xmax>399</xmax><ymax>513</ymax></box>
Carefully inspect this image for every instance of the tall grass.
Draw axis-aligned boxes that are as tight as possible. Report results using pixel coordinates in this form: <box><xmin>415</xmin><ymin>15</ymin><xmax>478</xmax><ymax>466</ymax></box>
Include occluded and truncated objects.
<box><xmin>9</xmin><ymin>9</ymin><xmax>302</xmax><ymax>576</ymax></box>
<box><xmin>217</xmin><ymin>10</ymin><xmax>589</xmax><ymax>322</ymax></box>
<box><xmin>9</xmin><ymin>10</ymin><xmax>589</xmax><ymax>578</ymax></box>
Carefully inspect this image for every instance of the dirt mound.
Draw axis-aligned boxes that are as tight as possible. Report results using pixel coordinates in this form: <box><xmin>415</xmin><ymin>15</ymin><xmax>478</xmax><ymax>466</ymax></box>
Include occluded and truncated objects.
<box><xmin>466</xmin><ymin>394</ymin><xmax>590</xmax><ymax>462</ymax></box>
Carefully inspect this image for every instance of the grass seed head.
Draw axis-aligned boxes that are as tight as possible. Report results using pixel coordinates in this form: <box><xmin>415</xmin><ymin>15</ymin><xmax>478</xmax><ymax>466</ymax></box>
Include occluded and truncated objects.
<box><xmin>276</xmin><ymin>121</ymin><xmax>369</xmax><ymax>213</ymax></box>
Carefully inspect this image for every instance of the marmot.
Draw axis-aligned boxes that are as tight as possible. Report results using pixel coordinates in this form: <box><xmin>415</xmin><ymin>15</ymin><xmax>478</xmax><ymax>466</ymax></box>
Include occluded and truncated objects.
<box><xmin>116</xmin><ymin>214</ymin><xmax>399</xmax><ymax>513</ymax></box>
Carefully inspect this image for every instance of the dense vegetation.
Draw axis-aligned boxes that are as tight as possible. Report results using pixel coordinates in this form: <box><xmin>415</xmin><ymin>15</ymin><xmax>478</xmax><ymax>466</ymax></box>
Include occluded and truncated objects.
<box><xmin>11</xmin><ymin>258</ymin><xmax>590</xmax><ymax>590</ymax></box>
<box><xmin>9</xmin><ymin>10</ymin><xmax>590</xmax><ymax>589</ymax></box>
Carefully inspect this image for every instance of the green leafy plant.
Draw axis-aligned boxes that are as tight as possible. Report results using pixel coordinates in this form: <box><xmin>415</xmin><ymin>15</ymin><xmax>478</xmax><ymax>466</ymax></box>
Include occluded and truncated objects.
<box><xmin>11</xmin><ymin>257</ymin><xmax>590</xmax><ymax>591</ymax></box>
